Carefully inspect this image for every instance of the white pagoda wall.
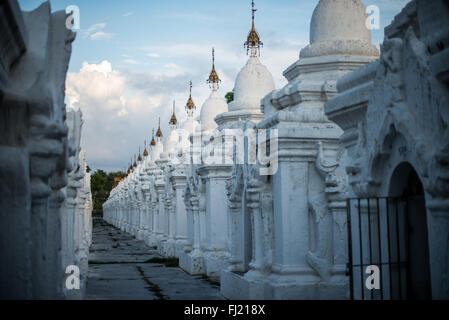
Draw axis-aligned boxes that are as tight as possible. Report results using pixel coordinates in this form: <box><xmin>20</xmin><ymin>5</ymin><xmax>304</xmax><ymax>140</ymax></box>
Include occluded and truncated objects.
<box><xmin>0</xmin><ymin>0</ymin><xmax>92</xmax><ymax>299</ymax></box>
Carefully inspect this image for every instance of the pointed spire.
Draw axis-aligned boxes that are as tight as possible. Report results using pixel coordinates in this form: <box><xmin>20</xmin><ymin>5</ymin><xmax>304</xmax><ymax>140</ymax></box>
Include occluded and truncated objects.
<box><xmin>143</xmin><ymin>140</ymin><xmax>149</xmax><ymax>157</ymax></box>
<box><xmin>156</xmin><ymin>118</ymin><xmax>163</xmax><ymax>138</ymax></box>
<box><xmin>186</xmin><ymin>81</ymin><xmax>196</xmax><ymax>111</ymax></box>
<box><xmin>150</xmin><ymin>129</ymin><xmax>156</xmax><ymax>146</ymax></box>
<box><xmin>169</xmin><ymin>100</ymin><xmax>177</xmax><ymax>125</ymax></box>
<box><xmin>244</xmin><ymin>0</ymin><xmax>263</xmax><ymax>57</ymax></box>
<box><xmin>133</xmin><ymin>154</ymin><xmax>137</xmax><ymax>168</ymax></box>
<box><xmin>138</xmin><ymin>147</ymin><xmax>142</xmax><ymax>162</ymax></box>
<box><xmin>207</xmin><ymin>48</ymin><xmax>221</xmax><ymax>91</ymax></box>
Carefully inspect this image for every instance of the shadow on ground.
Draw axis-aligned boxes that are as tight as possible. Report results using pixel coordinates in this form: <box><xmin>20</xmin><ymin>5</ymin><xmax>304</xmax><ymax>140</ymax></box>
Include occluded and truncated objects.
<box><xmin>85</xmin><ymin>219</ymin><xmax>223</xmax><ymax>300</ymax></box>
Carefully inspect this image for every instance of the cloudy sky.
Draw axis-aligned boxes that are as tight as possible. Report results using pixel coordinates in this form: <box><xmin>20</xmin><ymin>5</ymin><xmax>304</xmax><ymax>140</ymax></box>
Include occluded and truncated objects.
<box><xmin>19</xmin><ymin>0</ymin><xmax>410</xmax><ymax>172</ymax></box>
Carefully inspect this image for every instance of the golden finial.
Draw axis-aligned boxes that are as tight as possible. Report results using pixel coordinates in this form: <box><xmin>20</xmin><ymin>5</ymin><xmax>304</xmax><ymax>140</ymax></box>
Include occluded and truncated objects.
<box><xmin>133</xmin><ymin>155</ymin><xmax>137</xmax><ymax>168</ymax></box>
<box><xmin>143</xmin><ymin>140</ymin><xmax>149</xmax><ymax>157</ymax></box>
<box><xmin>186</xmin><ymin>81</ymin><xmax>196</xmax><ymax>111</ymax></box>
<box><xmin>150</xmin><ymin>129</ymin><xmax>156</xmax><ymax>146</ymax></box>
<box><xmin>156</xmin><ymin>118</ymin><xmax>163</xmax><ymax>137</ymax></box>
<box><xmin>169</xmin><ymin>100</ymin><xmax>177</xmax><ymax>125</ymax></box>
<box><xmin>138</xmin><ymin>147</ymin><xmax>142</xmax><ymax>162</ymax></box>
<box><xmin>207</xmin><ymin>48</ymin><xmax>221</xmax><ymax>90</ymax></box>
<box><xmin>244</xmin><ymin>0</ymin><xmax>263</xmax><ymax>57</ymax></box>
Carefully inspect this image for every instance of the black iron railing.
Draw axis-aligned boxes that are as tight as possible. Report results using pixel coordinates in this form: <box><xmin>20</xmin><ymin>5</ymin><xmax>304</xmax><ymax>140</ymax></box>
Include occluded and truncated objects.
<box><xmin>347</xmin><ymin>197</ymin><xmax>409</xmax><ymax>300</ymax></box>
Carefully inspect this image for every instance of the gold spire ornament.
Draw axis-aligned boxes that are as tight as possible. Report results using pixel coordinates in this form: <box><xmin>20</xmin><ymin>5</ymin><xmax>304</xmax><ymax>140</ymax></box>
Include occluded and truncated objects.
<box><xmin>244</xmin><ymin>0</ymin><xmax>263</xmax><ymax>57</ymax></box>
<box><xmin>143</xmin><ymin>140</ymin><xmax>149</xmax><ymax>157</ymax></box>
<box><xmin>133</xmin><ymin>154</ymin><xmax>137</xmax><ymax>168</ymax></box>
<box><xmin>186</xmin><ymin>81</ymin><xmax>196</xmax><ymax>111</ymax></box>
<box><xmin>156</xmin><ymin>118</ymin><xmax>163</xmax><ymax>138</ymax></box>
<box><xmin>138</xmin><ymin>147</ymin><xmax>142</xmax><ymax>162</ymax></box>
<box><xmin>207</xmin><ymin>48</ymin><xmax>221</xmax><ymax>90</ymax></box>
<box><xmin>150</xmin><ymin>129</ymin><xmax>156</xmax><ymax>146</ymax></box>
<box><xmin>169</xmin><ymin>100</ymin><xmax>177</xmax><ymax>125</ymax></box>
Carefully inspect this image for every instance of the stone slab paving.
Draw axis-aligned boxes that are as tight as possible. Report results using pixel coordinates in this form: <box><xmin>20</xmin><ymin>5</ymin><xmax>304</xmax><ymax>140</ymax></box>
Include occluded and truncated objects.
<box><xmin>85</xmin><ymin>219</ymin><xmax>223</xmax><ymax>300</ymax></box>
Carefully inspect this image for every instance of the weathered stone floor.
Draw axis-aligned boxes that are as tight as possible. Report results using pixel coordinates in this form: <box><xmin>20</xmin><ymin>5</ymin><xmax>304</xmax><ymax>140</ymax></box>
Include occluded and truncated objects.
<box><xmin>85</xmin><ymin>219</ymin><xmax>223</xmax><ymax>300</ymax></box>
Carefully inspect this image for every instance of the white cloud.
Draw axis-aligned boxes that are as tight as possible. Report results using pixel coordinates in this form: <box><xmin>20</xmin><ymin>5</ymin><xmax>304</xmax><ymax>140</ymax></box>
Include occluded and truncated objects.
<box><xmin>123</xmin><ymin>12</ymin><xmax>133</xmax><ymax>17</ymax></box>
<box><xmin>90</xmin><ymin>31</ymin><xmax>114</xmax><ymax>40</ymax></box>
<box><xmin>164</xmin><ymin>63</ymin><xmax>179</xmax><ymax>69</ymax></box>
<box><xmin>80</xmin><ymin>23</ymin><xmax>106</xmax><ymax>38</ymax></box>
<box><xmin>80</xmin><ymin>23</ymin><xmax>114</xmax><ymax>40</ymax></box>
<box><xmin>123</xmin><ymin>59</ymin><xmax>140</xmax><ymax>65</ymax></box>
<box><xmin>65</xmin><ymin>61</ymin><xmax>200</xmax><ymax>172</ymax></box>
<box><xmin>146</xmin><ymin>53</ymin><xmax>160</xmax><ymax>58</ymax></box>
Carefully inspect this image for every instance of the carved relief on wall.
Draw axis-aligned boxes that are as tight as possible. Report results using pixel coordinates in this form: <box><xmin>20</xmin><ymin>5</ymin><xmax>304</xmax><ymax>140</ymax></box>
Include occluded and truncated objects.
<box><xmin>347</xmin><ymin>25</ymin><xmax>449</xmax><ymax>198</ymax></box>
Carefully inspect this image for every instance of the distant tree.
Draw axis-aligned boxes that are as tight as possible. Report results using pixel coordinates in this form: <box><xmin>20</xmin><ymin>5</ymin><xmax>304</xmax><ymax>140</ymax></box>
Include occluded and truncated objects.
<box><xmin>225</xmin><ymin>91</ymin><xmax>234</xmax><ymax>104</ymax></box>
<box><xmin>90</xmin><ymin>170</ymin><xmax>124</xmax><ymax>213</ymax></box>
<box><xmin>86</xmin><ymin>165</ymin><xmax>91</xmax><ymax>173</ymax></box>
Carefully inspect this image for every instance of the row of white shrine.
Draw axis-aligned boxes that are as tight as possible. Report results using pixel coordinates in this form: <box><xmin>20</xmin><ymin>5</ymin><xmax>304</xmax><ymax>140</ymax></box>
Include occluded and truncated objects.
<box><xmin>103</xmin><ymin>0</ymin><xmax>449</xmax><ymax>299</ymax></box>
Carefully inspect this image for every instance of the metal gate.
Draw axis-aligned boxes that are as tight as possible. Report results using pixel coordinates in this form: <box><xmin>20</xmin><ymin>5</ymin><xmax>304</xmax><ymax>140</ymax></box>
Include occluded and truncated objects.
<box><xmin>346</xmin><ymin>197</ymin><xmax>410</xmax><ymax>300</ymax></box>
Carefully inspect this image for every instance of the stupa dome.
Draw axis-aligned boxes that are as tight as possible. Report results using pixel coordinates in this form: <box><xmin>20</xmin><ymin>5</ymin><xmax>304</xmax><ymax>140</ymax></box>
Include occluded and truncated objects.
<box><xmin>200</xmin><ymin>91</ymin><xmax>228</xmax><ymax>131</ymax></box>
<box><xmin>229</xmin><ymin>56</ymin><xmax>275</xmax><ymax>112</ymax></box>
<box><xmin>300</xmin><ymin>0</ymin><xmax>378</xmax><ymax>58</ymax></box>
<box><xmin>164</xmin><ymin>128</ymin><xmax>179</xmax><ymax>154</ymax></box>
<box><xmin>181</xmin><ymin>116</ymin><xmax>199</xmax><ymax>135</ymax></box>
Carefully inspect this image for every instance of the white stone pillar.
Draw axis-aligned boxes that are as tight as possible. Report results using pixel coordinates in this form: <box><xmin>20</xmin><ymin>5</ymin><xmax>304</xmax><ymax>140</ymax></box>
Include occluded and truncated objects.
<box><xmin>198</xmin><ymin>164</ymin><xmax>232</xmax><ymax>277</ymax></box>
<box><xmin>171</xmin><ymin>171</ymin><xmax>188</xmax><ymax>256</ymax></box>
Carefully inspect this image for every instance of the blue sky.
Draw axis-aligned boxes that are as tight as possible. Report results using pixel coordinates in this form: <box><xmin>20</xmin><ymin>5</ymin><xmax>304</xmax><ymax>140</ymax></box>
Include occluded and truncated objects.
<box><xmin>19</xmin><ymin>0</ymin><xmax>410</xmax><ymax>172</ymax></box>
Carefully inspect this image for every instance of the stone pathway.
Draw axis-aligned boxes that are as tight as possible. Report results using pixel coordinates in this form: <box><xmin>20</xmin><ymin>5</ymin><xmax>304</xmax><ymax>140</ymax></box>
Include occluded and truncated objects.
<box><xmin>85</xmin><ymin>219</ymin><xmax>223</xmax><ymax>300</ymax></box>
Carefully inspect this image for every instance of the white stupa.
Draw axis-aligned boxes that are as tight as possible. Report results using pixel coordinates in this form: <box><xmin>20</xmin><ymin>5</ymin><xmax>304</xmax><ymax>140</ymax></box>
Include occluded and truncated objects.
<box><xmin>300</xmin><ymin>0</ymin><xmax>378</xmax><ymax>58</ymax></box>
<box><xmin>164</xmin><ymin>100</ymin><xmax>180</xmax><ymax>156</ymax></box>
<box><xmin>199</xmin><ymin>48</ymin><xmax>228</xmax><ymax>132</ymax></box>
<box><xmin>229</xmin><ymin>4</ymin><xmax>275</xmax><ymax>112</ymax></box>
<box><xmin>141</xmin><ymin>140</ymin><xmax>153</xmax><ymax>167</ymax></box>
<box><xmin>178</xmin><ymin>81</ymin><xmax>200</xmax><ymax>149</ymax></box>
<box><xmin>216</xmin><ymin>1</ymin><xmax>274</xmax><ymax>127</ymax></box>
<box><xmin>152</xmin><ymin>119</ymin><xmax>164</xmax><ymax>161</ymax></box>
<box><xmin>181</xmin><ymin>82</ymin><xmax>200</xmax><ymax>134</ymax></box>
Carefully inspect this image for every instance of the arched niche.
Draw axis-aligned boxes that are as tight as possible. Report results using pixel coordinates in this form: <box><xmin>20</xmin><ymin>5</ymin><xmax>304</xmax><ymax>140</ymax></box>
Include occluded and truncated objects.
<box><xmin>388</xmin><ymin>162</ymin><xmax>432</xmax><ymax>299</ymax></box>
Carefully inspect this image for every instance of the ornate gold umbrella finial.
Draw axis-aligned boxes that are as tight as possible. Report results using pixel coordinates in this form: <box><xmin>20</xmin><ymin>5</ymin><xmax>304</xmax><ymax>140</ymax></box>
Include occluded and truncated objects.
<box><xmin>156</xmin><ymin>118</ymin><xmax>163</xmax><ymax>138</ymax></box>
<box><xmin>244</xmin><ymin>0</ymin><xmax>263</xmax><ymax>57</ymax></box>
<box><xmin>169</xmin><ymin>100</ymin><xmax>177</xmax><ymax>125</ymax></box>
<box><xmin>207</xmin><ymin>48</ymin><xmax>221</xmax><ymax>90</ymax></box>
<box><xmin>150</xmin><ymin>129</ymin><xmax>156</xmax><ymax>146</ymax></box>
<box><xmin>138</xmin><ymin>147</ymin><xmax>142</xmax><ymax>162</ymax></box>
<box><xmin>143</xmin><ymin>140</ymin><xmax>149</xmax><ymax>157</ymax></box>
<box><xmin>186</xmin><ymin>81</ymin><xmax>196</xmax><ymax>111</ymax></box>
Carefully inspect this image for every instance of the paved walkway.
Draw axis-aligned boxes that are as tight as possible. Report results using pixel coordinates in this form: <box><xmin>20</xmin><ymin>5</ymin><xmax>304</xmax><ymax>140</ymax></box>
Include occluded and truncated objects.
<box><xmin>85</xmin><ymin>219</ymin><xmax>223</xmax><ymax>300</ymax></box>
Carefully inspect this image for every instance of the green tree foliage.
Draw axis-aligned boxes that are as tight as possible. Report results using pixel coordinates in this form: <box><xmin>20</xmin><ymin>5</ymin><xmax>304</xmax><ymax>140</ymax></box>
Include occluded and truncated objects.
<box><xmin>225</xmin><ymin>91</ymin><xmax>234</xmax><ymax>104</ymax></box>
<box><xmin>90</xmin><ymin>169</ymin><xmax>124</xmax><ymax>213</ymax></box>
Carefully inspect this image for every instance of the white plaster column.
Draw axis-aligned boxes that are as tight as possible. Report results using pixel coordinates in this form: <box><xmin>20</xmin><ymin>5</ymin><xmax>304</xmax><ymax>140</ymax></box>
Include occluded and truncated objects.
<box><xmin>198</xmin><ymin>164</ymin><xmax>232</xmax><ymax>276</ymax></box>
<box><xmin>171</xmin><ymin>170</ymin><xmax>189</xmax><ymax>257</ymax></box>
<box><xmin>155</xmin><ymin>170</ymin><xmax>166</xmax><ymax>246</ymax></box>
<box><xmin>191</xmin><ymin>195</ymin><xmax>203</xmax><ymax>258</ymax></box>
<box><xmin>244</xmin><ymin>184</ymin><xmax>265</xmax><ymax>279</ymax></box>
